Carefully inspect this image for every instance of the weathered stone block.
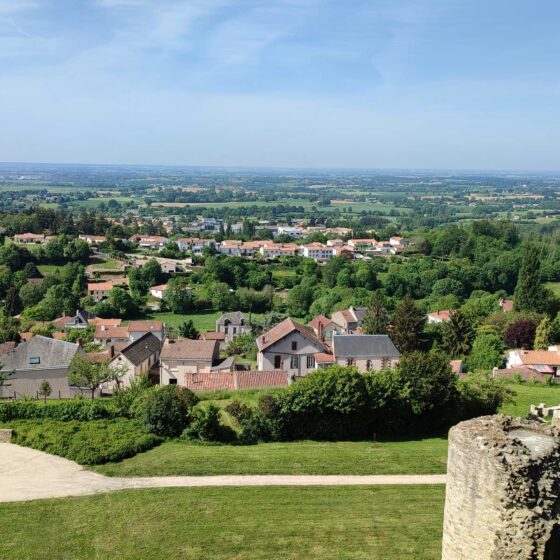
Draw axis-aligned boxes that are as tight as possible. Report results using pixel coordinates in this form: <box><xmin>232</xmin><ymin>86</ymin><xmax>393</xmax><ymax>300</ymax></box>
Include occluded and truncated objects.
<box><xmin>0</xmin><ymin>429</ymin><xmax>12</xmax><ymax>443</ymax></box>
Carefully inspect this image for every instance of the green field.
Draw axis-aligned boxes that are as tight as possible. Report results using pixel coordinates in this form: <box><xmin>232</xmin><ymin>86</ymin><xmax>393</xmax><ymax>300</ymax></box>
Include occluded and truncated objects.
<box><xmin>36</xmin><ymin>264</ymin><xmax>63</xmax><ymax>275</ymax></box>
<box><xmin>89</xmin><ymin>257</ymin><xmax>121</xmax><ymax>270</ymax></box>
<box><xmin>0</xmin><ymin>486</ymin><xmax>445</xmax><ymax>560</ymax></box>
<box><xmin>500</xmin><ymin>381</ymin><xmax>560</xmax><ymax>417</ymax></box>
<box><xmin>545</xmin><ymin>282</ymin><xmax>560</xmax><ymax>297</ymax></box>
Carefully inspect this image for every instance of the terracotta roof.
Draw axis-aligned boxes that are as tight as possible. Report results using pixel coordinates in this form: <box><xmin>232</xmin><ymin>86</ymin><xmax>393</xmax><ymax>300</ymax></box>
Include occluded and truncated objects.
<box><xmin>182</xmin><ymin>370</ymin><xmax>288</xmax><ymax>392</ymax></box>
<box><xmin>150</xmin><ymin>284</ymin><xmax>168</xmax><ymax>291</ymax></box>
<box><xmin>161</xmin><ymin>339</ymin><xmax>217</xmax><ymax>361</ymax></box>
<box><xmin>91</xmin><ymin>318</ymin><xmax>122</xmax><ymax>327</ymax></box>
<box><xmin>314</xmin><ymin>352</ymin><xmax>335</xmax><ymax>364</ymax></box>
<box><xmin>256</xmin><ymin>318</ymin><xmax>328</xmax><ymax>352</ymax></box>
<box><xmin>450</xmin><ymin>359</ymin><xmax>464</xmax><ymax>374</ymax></box>
<box><xmin>428</xmin><ymin>310</ymin><xmax>451</xmax><ymax>321</ymax></box>
<box><xmin>516</xmin><ymin>350</ymin><xmax>560</xmax><ymax>366</ymax></box>
<box><xmin>200</xmin><ymin>331</ymin><xmax>226</xmax><ymax>341</ymax></box>
<box><xmin>52</xmin><ymin>332</ymin><xmax>67</xmax><ymax>340</ymax></box>
<box><xmin>19</xmin><ymin>332</ymin><xmax>33</xmax><ymax>342</ymax></box>
<box><xmin>52</xmin><ymin>316</ymin><xmax>73</xmax><ymax>329</ymax></box>
<box><xmin>95</xmin><ymin>325</ymin><xmax>129</xmax><ymax>339</ymax></box>
<box><xmin>88</xmin><ymin>281</ymin><xmax>113</xmax><ymax>292</ymax></box>
<box><xmin>308</xmin><ymin>315</ymin><xmax>334</xmax><ymax>331</ymax></box>
<box><xmin>127</xmin><ymin>320</ymin><xmax>163</xmax><ymax>332</ymax></box>
<box><xmin>499</xmin><ymin>298</ymin><xmax>514</xmax><ymax>312</ymax></box>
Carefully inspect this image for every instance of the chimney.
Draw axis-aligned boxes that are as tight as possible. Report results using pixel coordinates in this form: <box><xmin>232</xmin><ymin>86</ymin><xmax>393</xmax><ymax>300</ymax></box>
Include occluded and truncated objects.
<box><xmin>76</xmin><ymin>338</ymin><xmax>83</xmax><ymax>348</ymax></box>
<box><xmin>110</xmin><ymin>345</ymin><xmax>115</xmax><ymax>358</ymax></box>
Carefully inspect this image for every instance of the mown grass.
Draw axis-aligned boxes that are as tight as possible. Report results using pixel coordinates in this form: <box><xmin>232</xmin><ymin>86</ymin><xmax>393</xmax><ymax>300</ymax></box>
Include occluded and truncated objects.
<box><xmin>0</xmin><ymin>486</ymin><xmax>445</xmax><ymax>560</ymax></box>
<box><xmin>500</xmin><ymin>381</ymin><xmax>560</xmax><ymax>417</ymax></box>
<box><xmin>93</xmin><ymin>437</ymin><xmax>448</xmax><ymax>477</ymax></box>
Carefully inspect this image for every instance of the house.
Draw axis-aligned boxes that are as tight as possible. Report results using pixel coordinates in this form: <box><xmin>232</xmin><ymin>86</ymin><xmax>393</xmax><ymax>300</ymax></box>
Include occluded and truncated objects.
<box><xmin>348</xmin><ymin>238</ymin><xmax>378</xmax><ymax>252</ymax></box>
<box><xmin>217</xmin><ymin>240</ymin><xmax>242</xmax><ymax>256</ymax></box>
<box><xmin>259</xmin><ymin>243</ymin><xmax>298</xmax><ymax>259</ymax></box>
<box><xmin>331</xmin><ymin>334</ymin><xmax>401</xmax><ymax>371</ymax></box>
<box><xmin>277</xmin><ymin>225</ymin><xmax>305</xmax><ymax>238</ymax></box>
<box><xmin>216</xmin><ymin>312</ymin><xmax>248</xmax><ymax>344</ymax></box>
<box><xmin>331</xmin><ymin>306</ymin><xmax>368</xmax><ymax>333</ymax></box>
<box><xmin>78</xmin><ymin>235</ymin><xmax>107</xmax><ymax>245</ymax></box>
<box><xmin>94</xmin><ymin>325</ymin><xmax>130</xmax><ymax>346</ymax></box>
<box><xmin>301</xmin><ymin>243</ymin><xmax>334</xmax><ymax>262</ymax></box>
<box><xmin>256</xmin><ymin>318</ymin><xmax>328</xmax><ymax>376</ymax></box>
<box><xmin>150</xmin><ymin>284</ymin><xmax>169</xmax><ymax>300</ymax></box>
<box><xmin>13</xmin><ymin>233</ymin><xmax>47</xmax><ymax>244</ymax></box>
<box><xmin>62</xmin><ymin>309</ymin><xmax>98</xmax><ymax>329</ymax></box>
<box><xmin>199</xmin><ymin>331</ymin><xmax>226</xmax><ymax>350</ymax></box>
<box><xmin>0</xmin><ymin>336</ymin><xmax>84</xmax><ymax>399</ymax></box>
<box><xmin>308</xmin><ymin>315</ymin><xmax>341</xmax><ymax>342</ymax></box>
<box><xmin>130</xmin><ymin>235</ymin><xmax>169</xmax><ymax>250</ymax></box>
<box><xmin>176</xmin><ymin>237</ymin><xmax>215</xmax><ymax>254</ymax></box>
<box><xmin>87</xmin><ymin>281</ymin><xmax>113</xmax><ymax>302</ymax></box>
<box><xmin>499</xmin><ymin>298</ymin><xmax>514</xmax><ymax>313</ymax></box>
<box><xmin>127</xmin><ymin>320</ymin><xmax>165</xmax><ymax>342</ymax></box>
<box><xmin>159</xmin><ymin>339</ymin><xmax>220</xmax><ymax>385</ymax></box>
<box><xmin>507</xmin><ymin>349</ymin><xmax>560</xmax><ymax>375</ymax></box>
<box><xmin>182</xmin><ymin>370</ymin><xmax>289</xmax><ymax>393</ymax></box>
<box><xmin>427</xmin><ymin>310</ymin><xmax>451</xmax><ymax>323</ymax></box>
<box><xmin>106</xmin><ymin>332</ymin><xmax>162</xmax><ymax>390</ymax></box>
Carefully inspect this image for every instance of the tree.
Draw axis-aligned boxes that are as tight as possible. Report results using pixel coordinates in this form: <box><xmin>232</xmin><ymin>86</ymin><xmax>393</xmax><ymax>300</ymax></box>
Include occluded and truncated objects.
<box><xmin>38</xmin><ymin>379</ymin><xmax>52</xmax><ymax>402</ymax></box>
<box><xmin>467</xmin><ymin>334</ymin><xmax>504</xmax><ymax>372</ymax></box>
<box><xmin>164</xmin><ymin>278</ymin><xmax>194</xmax><ymax>314</ymax></box>
<box><xmin>392</xmin><ymin>295</ymin><xmax>426</xmax><ymax>353</ymax></box>
<box><xmin>397</xmin><ymin>351</ymin><xmax>458</xmax><ymax>426</ymax></box>
<box><xmin>503</xmin><ymin>318</ymin><xmax>537</xmax><ymax>349</ymax></box>
<box><xmin>534</xmin><ymin>317</ymin><xmax>554</xmax><ymax>349</ymax></box>
<box><xmin>362</xmin><ymin>291</ymin><xmax>389</xmax><ymax>335</ymax></box>
<box><xmin>441</xmin><ymin>310</ymin><xmax>475</xmax><ymax>357</ymax></box>
<box><xmin>514</xmin><ymin>244</ymin><xmax>546</xmax><ymax>312</ymax></box>
<box><xmin>67</xmin><ymin>356</ymin><xmax>125</xmax><ymax>399</ymax></box>
<box><xmin>178</xmin><ymin>320</ymin><xmax>199</xmax><ymax>339</ymax></box>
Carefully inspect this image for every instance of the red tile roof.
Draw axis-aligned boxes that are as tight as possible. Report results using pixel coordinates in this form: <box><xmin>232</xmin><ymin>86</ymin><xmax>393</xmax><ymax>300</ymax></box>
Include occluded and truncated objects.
<box><xmin>308</xmin><ymin>315</ymin><xmax>335</xmax><ymax>331</ymax></box>
<box><xmin>127</xmin><ymin>320</ymin><xmax>164</xmax><ymax>332</ymax></box>
<box><xmin>314</xmin><ymin>352</ymin><xmax>335</xmax><ymax>364</ymax></box>
<box><xmin>428</xmin><ymin>310</ymin><xmax>451</xmax><ymax>321</ymax></box>
<box><xmin>90</xmin><ymin>318</ymin><xmax>122</xmax><ymax>327</ymax></box>
<box><xmin>182</xmin><ymin>370</ymin><xmax>288</xmax><ymax>392</ymax></box>
<box><xmin>256</xmin><ymin>318</ymin><xmax>328</xmax><ymax>352</ymax></box>
<box><xmin>88</xmin><ymin>281</ymin><xmax>113</xmax><ymax>292</ymax></box>
<box><xmin>161</xmin><ymin>339</ymin><xmax>217</xmax><ymax>360</ymax></box>
<box><xmin>95</xmin><ymin>325</ymin><xmax>129</xmax><ymax>339</ymax></box>
<box><xmin>516</xmin><ymin>350</ymin><xmax>560</xmax><ymax>366</ymax></box>
<box><xmin>200</xmin><ymin>331</ymin><xmax>226</xmax><ymax>341</ymax></box>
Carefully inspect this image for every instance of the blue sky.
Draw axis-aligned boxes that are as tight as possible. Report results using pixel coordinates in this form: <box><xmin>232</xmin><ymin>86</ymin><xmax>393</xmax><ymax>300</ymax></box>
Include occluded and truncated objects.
<box><xmin>1</xmin><ymin>0</ymin><xmax>559</xmax><ymax>170</ymax></box>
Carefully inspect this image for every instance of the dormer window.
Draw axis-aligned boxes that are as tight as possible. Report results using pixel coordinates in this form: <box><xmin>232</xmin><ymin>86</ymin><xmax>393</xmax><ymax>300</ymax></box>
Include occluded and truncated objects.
<box><xmin>29</xmin><ymin>357</ymin><xmax>40</xmax><ymax>364</ymax></box>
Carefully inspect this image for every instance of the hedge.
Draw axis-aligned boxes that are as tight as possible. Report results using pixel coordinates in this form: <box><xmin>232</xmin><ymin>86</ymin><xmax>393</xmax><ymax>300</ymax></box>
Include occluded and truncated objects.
<box><xmin>0</xmin><ymin>399</ymin><xmax>116</xmax><ymax>422</ymax></box>
<box><xmin>8</xmin><ymin>419</ymin><xmax>162</xmax><ymax>464</ymax></box>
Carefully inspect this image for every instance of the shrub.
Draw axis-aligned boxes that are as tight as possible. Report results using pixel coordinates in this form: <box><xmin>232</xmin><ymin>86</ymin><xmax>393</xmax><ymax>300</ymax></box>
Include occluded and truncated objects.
<box><xmin>224</xmin><ymin>400</ymin><xmax>253</xmax><ymax>422</ymax></box>
<box><xmin>136</xmin><ymin>385</ymin><xmax>199</xmax><ymax>437</ymax></box>
<box><xmin>0</xmin><ymin>399</ymin><xmax>115</xmax><ymax>422</ymax></box>
<box><xmin>9</xmin><ymin>419</ymin><xmax>162</xmax><ymax>465</ymax></box>
<box><xmin>112</xmin><ymin>375</ymin><xmax>150</xmax><ymax>418</ymax></box>
<box><xmin>237</xmin><ymin>411</ymin><xmax>280</xmax><ymax>444</ymax></box>
<box><xmin>181</xmin><ymin>404</ymin><xmax>235</xmax><ymax>443</ymax></box>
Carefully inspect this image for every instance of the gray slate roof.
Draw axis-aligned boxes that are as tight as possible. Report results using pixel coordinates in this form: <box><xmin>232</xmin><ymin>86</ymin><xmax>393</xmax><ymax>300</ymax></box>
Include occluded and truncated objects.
<box><xmin>350</xmin><ymin>306</ymin><xmax>368</xmax><ymax>324</ymax></box>
<box><xmin>0</xmin><ymin>336</ymin><xmax>81</xmax><ymax>371</ymax></box>
<box><xmin>119</xmin><ymin>332</ymin><xmax>161</xmax><ymax>366</ymax></box>
<box><xmin>332</xmin><ymin>335</ymin><xmax>401</xmax><ymax>359</ymax></box>
<box><xmin>216</xmin><ymin>312</ymin><xmax>246</xmax><ymax>326</ymax></box>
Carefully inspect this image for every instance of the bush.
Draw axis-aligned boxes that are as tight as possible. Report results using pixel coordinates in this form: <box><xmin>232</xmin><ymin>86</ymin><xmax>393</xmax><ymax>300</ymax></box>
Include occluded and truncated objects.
<box><xmin>224</xmin><ymin>400</ymin><xmax>253</xmax><ymax>422</ymax></box>
<box><xmin>455</xmin><ymin>372</ymin><xmax>515</xmax><ymax>420</ymax></box>
<box><xmin>9</xmin><ymin>419</ymin><xmax>162</xmax><ymax>464</ymax></box>
<box><xmin>0</xmin><ymin>399</ymin><xmax>115</xmax><ymax>422</ymax></box>
<box><xmin>181</xmin><ymin>404</ymin><xmax>235</xmax><ymax>442</ymax></box>
<box><xmin>237</xmin><ymin>411</ymin><xmax>280</xmax><ymax>444</ymax></box>
<box><xmin>136</xmin><ymin>385</ymin><xmax>199</xmax><ymax>437</ymax></box>
<box><xmin>112</xmin><ymin>375</ymin><xmax>150</xmax><ymax>418</ymax></box>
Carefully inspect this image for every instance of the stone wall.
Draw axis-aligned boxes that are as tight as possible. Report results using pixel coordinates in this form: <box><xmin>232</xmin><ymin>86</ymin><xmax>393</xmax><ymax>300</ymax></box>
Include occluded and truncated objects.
<box><xmin>442</xmin><ymin>415</ymin><xmax>560</xmax><ymax>560</ymax></box>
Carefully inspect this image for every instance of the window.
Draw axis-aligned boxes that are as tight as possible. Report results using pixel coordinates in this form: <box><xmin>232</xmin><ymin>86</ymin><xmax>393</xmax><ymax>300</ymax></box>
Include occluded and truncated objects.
<box><xmin>291</xmin><ymin>341</ymin><xmax>298</xmax><ymax>351</ymax></box>
<box><xmin>346</xmin><ymin>358</ymin><xmax>355</xmax><ymax>366</ymax></box>
<box><xmin>366</xmin><ymin>360</ymin><xmax>372</xmax><ymax>371</ymax></box>
<box><xmin>224</xmin><ymin>327</ymin><xmax>229</xmax><ymax>334</ymax></box>
<box><xmin>290</xmin><ymin>356</ymin><xmax>299</xmax><ymax>369</ymax></box>
<box><xmin>29</xmin><ymin>357</ymin><xmax>40</xmax><ymax>365</ymax></box>
<box><xmin>274</xmin><ymin>355</ymin><xmax>282</xmax><ymax>369</ymax></box>
<box><xmin>381</xmin><ymin>357</ymin><xmax>390</xmax><ymax>369</ymax></box>
<box><xmin>169</xmin><ymin>378</ymin><xmax>177</xmax><ymax>385</ymax></box>
<box><xmin>233</xmin><ymin>327</ymin><xmax>237</xmax><ymax>334</ymax></box>
<box><xmin>307</xmin><ymin>355</ymin><xmax>315</xmax><ymax>368</ymax></box>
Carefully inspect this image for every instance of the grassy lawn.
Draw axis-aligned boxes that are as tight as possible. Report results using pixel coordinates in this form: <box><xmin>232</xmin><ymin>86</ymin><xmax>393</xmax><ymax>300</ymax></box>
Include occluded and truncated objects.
<box><xmin>500</xmin><ymin>381</ymin><xmax>560</xmax><ymax>417</ymax></box>
<box><xmin>545</xmin><ymin>282</ymin><xmax>560</xmax><ymax>297</ymax></box>
<box><xmin>37</xmin><ymin>264</ymin><xmax>63</xmax><ymax>275</ymax></box>
<box><xmin>150</xmin><ymin>310</ymin><xmax>221</xmax><ymax>330</ymax></box>
<box><xmin>0</xmin><ymin>486</ymin><xmax>444</xmax><ymax>560</ymax></box>
<box><xmin>89</xmin><ymin>257</ymin><xmax>121</xmax><ymax>270</ymax></box>
<box><xmin>93</xmin><ymin>437</ymin><xmax>448</xmax><ymax>477</ymax></box>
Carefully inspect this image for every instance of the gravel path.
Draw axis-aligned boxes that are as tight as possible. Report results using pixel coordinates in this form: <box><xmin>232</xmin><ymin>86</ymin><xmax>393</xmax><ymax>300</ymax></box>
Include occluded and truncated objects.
<box><xmin>0</xmin><ymin>443</ymin><xmax>446</xmax><ymax>503</ymax></box>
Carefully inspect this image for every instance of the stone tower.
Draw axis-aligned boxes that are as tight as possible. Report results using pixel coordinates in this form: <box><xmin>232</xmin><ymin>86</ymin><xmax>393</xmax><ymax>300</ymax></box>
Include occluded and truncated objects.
<box><xmin>442</xmin><ymin>415</ymin><xmax>560</xmax><ymax>560</ymax></box>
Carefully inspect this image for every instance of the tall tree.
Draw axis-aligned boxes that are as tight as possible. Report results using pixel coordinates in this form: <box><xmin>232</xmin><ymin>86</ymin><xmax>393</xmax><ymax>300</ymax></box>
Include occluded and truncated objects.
<box><xmin>67</xmin><ymin>356</ymin><xmax>126</xmax><ymax>399</ymax></box>
<box><xmin>392</xmin><ymin>295</ymin><xmax>426</xmax><ymax>354</ymax></box>
<box><xmin>362</xmin><ymin>291</ymin><xmax>389</xmax><ymax>335</ymax></box>
<box><xmin>441</xmin><ymin>310</ymin><xmax>475</xmax><ymax>357</ymax></box>
<box><xmin>514</xmin><ymin>245</ymin><xmax>546</xmax><ymax>312</ymax></box>
<box><xmin>534</xmin><ymin>317</ymin><xmax>554</xmax><ymax>349</ymax></box>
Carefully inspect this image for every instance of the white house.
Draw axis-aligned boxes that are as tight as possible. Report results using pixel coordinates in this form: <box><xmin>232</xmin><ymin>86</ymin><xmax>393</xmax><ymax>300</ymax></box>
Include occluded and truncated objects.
<box><xmin>301</xmin><ymin>243</ymin><xmax>334</xmax><ymax>262</ymax></box>
<box><xmin>150</xmin><ymin>284</ymin><xmax>168</xmax><ymax>300</ymax></box>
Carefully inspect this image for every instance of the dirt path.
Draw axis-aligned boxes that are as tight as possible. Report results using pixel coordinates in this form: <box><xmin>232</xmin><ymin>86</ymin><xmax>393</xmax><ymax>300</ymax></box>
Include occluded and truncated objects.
<box><xmin>0</xmin><ymin>443</ymin><xmax>446</xmax><ymax>503</ymax></box>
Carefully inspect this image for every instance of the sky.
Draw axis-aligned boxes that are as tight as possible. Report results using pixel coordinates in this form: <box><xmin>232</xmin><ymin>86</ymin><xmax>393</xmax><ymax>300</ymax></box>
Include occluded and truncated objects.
<box><xmin>1</xmin><ymin>0</ymin><xmax>560</xmax><ymax>170</ymax></box>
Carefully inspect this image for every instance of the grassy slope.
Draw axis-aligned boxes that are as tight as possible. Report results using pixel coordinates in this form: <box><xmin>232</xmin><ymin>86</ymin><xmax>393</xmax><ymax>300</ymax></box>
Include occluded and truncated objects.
<box><xmin>0</xmin><ymin>486</ymin><xmax>444</xmax><ymax>560</ymax></box>
<box><xmin>500</xmin><ymin>381</ymin><xmax>560</xmax><ymax>417</ymax></box>
<box><xmin>93</xmin><ymin>438</ymin><xmax>448</xmax><ymax>477</ymax></box>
